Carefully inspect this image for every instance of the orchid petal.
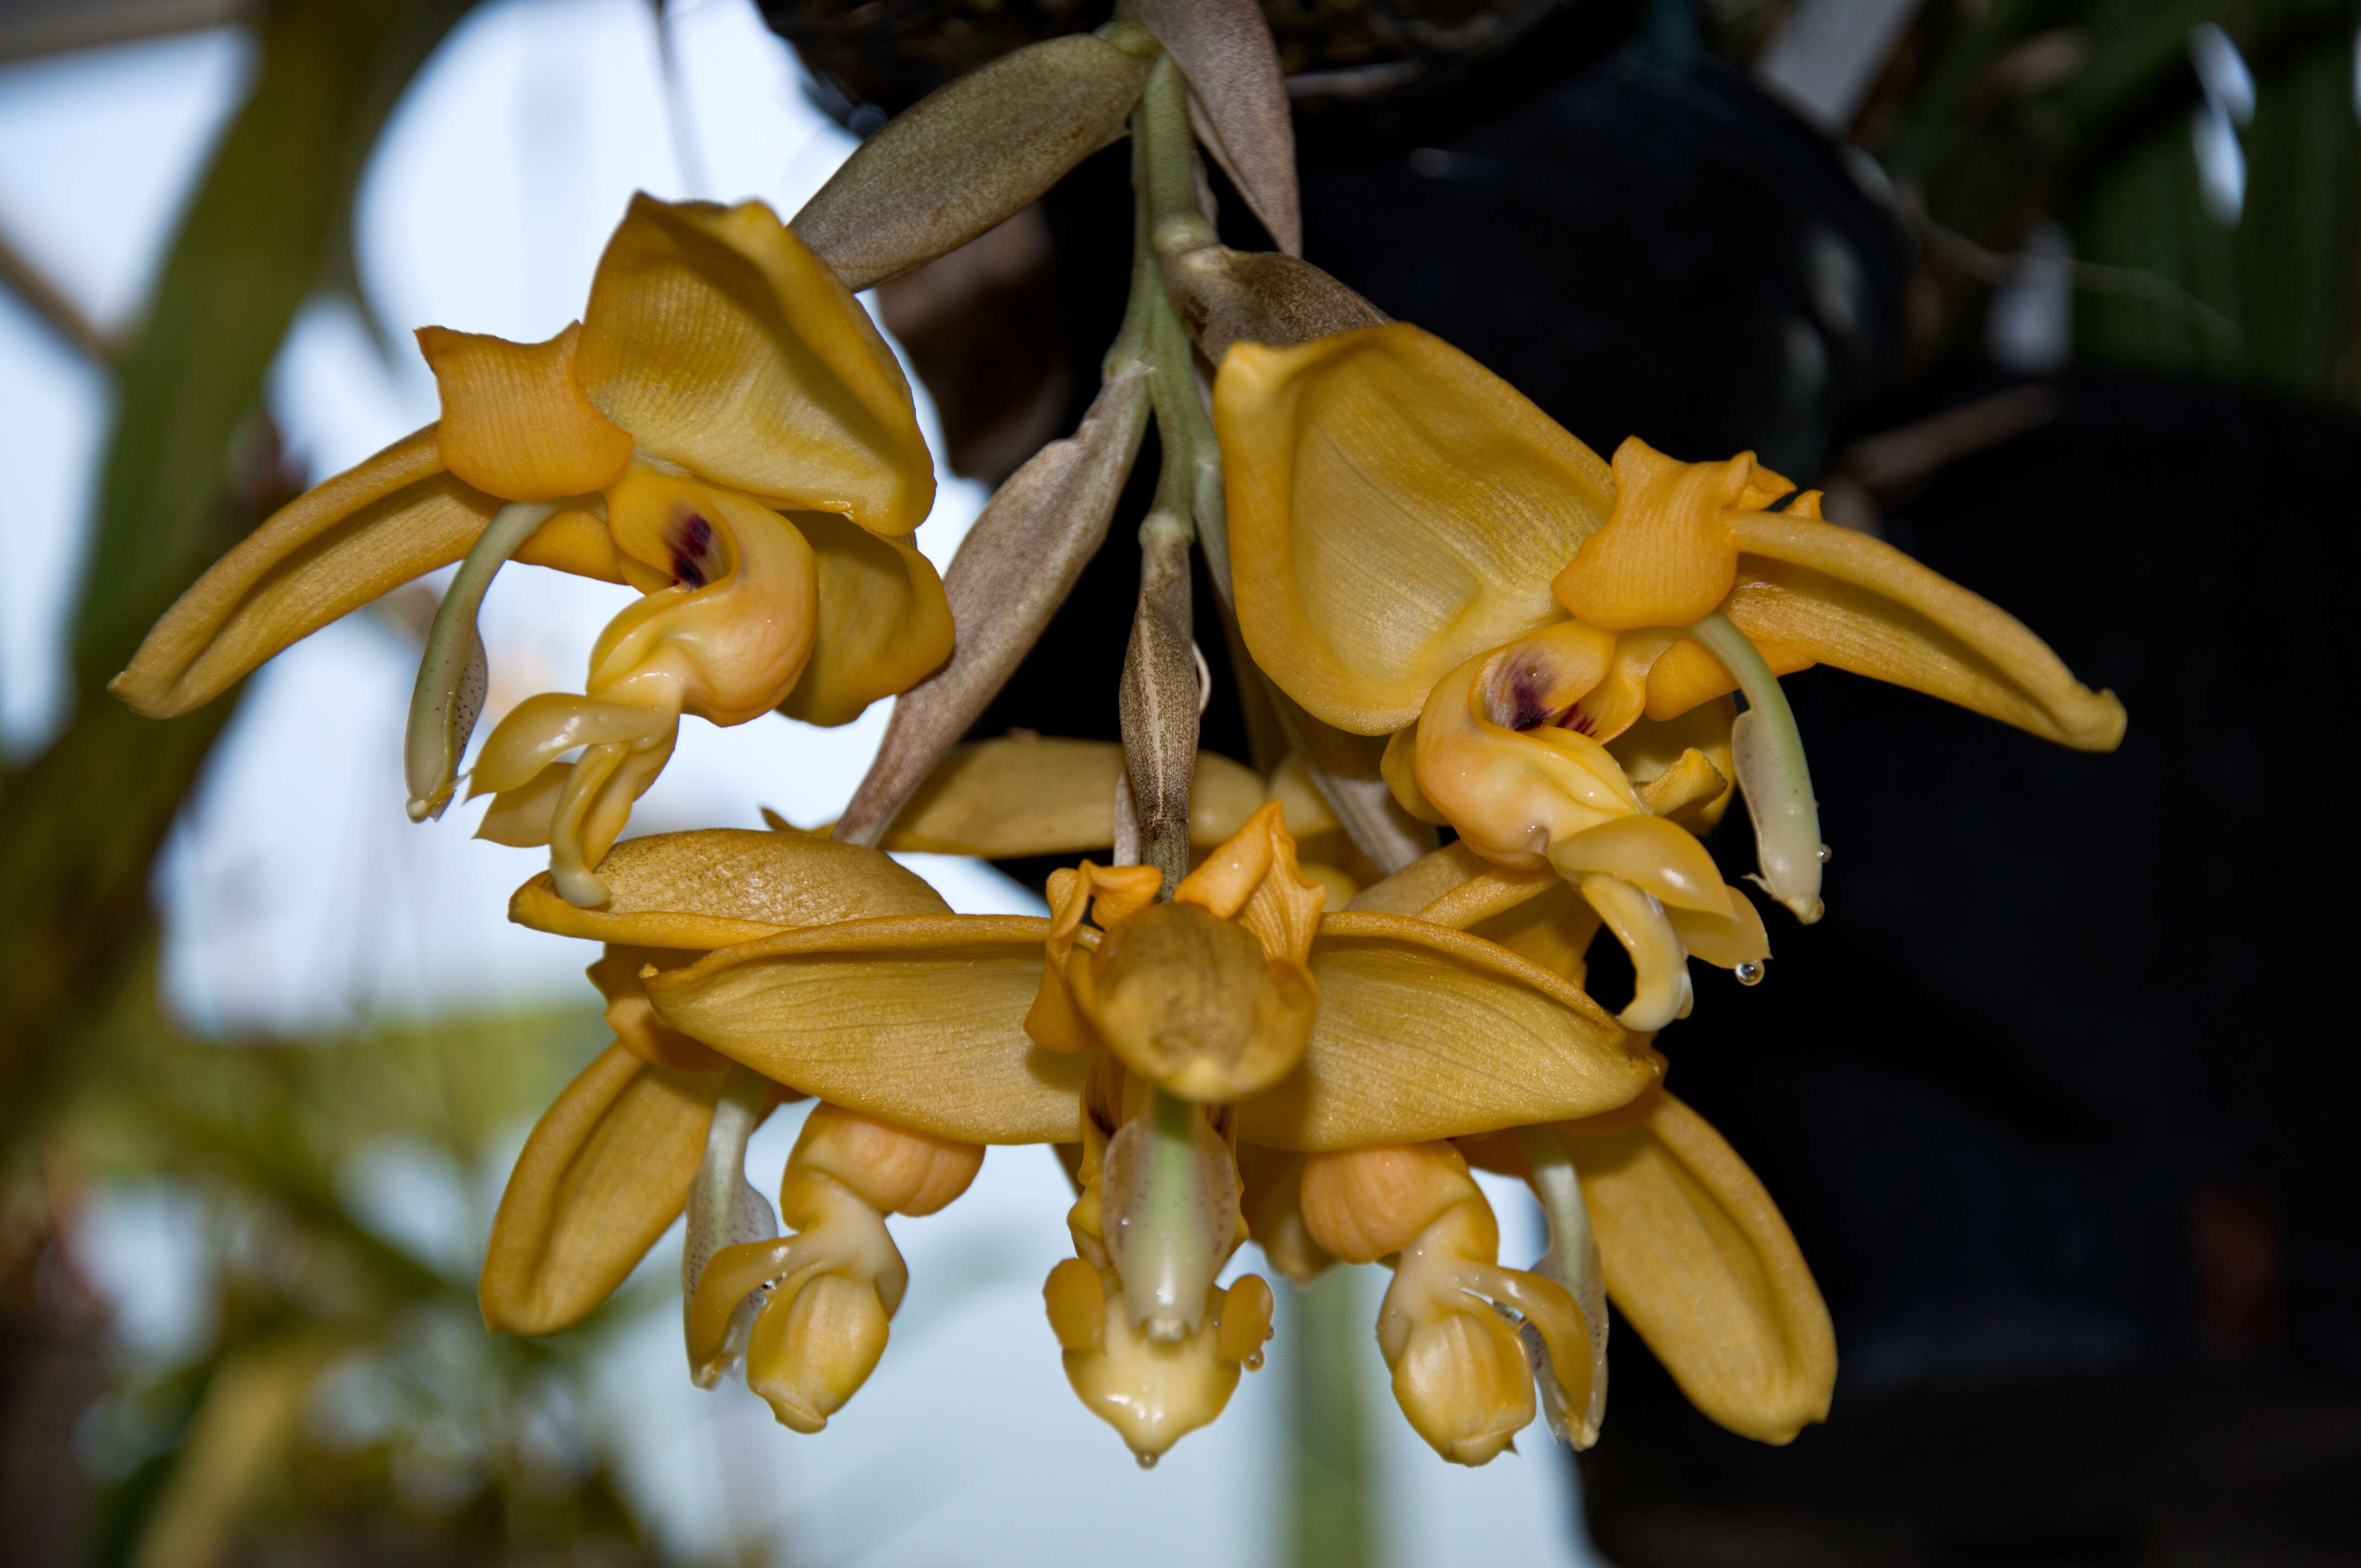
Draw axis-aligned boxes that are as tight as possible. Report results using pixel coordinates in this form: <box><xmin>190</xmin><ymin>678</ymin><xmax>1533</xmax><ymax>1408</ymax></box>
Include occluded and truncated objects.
<box><xmin>1664</xmin><ymin>885</ymin><xmax>1771</xmax><ymax>970</ymax></box>
<box><xmin>644</xmin><ymin>916</ymin><xmax>1090</xmax><ymax>1145</ymax></box>
<box><xmin>1466</xmin><ymin>881</ymin><xmax>1604</xmax><ymax>988</ymax></box>
<box><xmin>1575</xmin><ymin>875</ymin><xmax>1691</xmax><ymax>1033</ymax></box>
<box><xmin>480</xmin><ymin>1043</ymin><xmax>723</xmax><ymax>1335</ymax></box>
<box><xmin>111</xmin><ymin>427</ymin><xmax>485</xmax><ymax>716</ymax></box>
<box><xmin>1216</xmin><ymin>324</ymin><xmax>1614</xmax><ymax>734</ymax></box>
<box><xmin>1723</xmin><ymin>511</ymin><xmax>2126</xmax><ymax>749</ymax></box>
<box><xmin>416</xmin><ymin>321</ymin><xmax>632</xmax><ymax>501</ymax></box>
<box><xmin>1549</xmin><ymin>439</ymin><xmax>1793</xmax><ymax>631</ymax></box>
<box><xmin>777</xmin><ymin>510</ymin><xmax>953</xmax><ymax>727</ymax></box>
<box><xmin>881</xmin><ymin>736</ymin><xmax>1265</xmax><ymax>858</ymax></box>
<box><xmin>1239</xmin><ymin>913</ymin><xmax>1654</xmax><ymax>1151</ymax></box>
<box><xmin>107</xmin><ymin>417</ymin><xmax>634</xmax><ymax>721</ymax></box>
<box><xmin>508</xmin><ymin>827</ymin><xmax>948</xmax><ymax>950</ymax></box>
<box><xmin>1565</xmin><ymin>1090</ymin><xmax>1835</xmax><ymax>1444</ymax></box>
<box><xmin>1547</xmin><ymin>813</ymin><xmax>1734</xmax><ymax>917</ymax></box>
<box><xmin>575</xmin><ymin>195</ymin><xmax>934</xmax><ymax>536</ymax></box>
<box><xmin>640</xmin><ymin>906</ymin><xmax>1651</xmax><ymax>1153</ymax></box>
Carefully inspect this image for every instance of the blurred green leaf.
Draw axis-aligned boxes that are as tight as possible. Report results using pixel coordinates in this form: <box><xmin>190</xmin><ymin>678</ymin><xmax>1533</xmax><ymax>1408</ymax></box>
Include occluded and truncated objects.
<box><xmin>2071</xmin><ymin>12</ymin><xmax>2361</xmax><ymax>398</ymax></box>
<box><xmin>1</xmin><ymin>0</ymin><xmax>476</xmax><ymax>1130</ymax></box>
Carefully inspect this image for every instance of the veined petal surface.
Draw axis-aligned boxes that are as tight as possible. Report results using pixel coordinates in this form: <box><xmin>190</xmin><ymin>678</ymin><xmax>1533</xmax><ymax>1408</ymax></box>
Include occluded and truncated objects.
<box><xmin>110</xmin><ymin>427</ymin><xmax>488</xmax><ymax>716</ymax></box>
<box><xmin>509</xmin><ymin>827</ymin><xmax>948</xmax><ymax>950</ymax></box>
<box><xmin>576</xmin><ymin>195</ymin><xmax>934</xmax><ymax>536</ymax></box>
<box><xmin>643</xmin><ymin>916</ymin><xmax>1089</xmax><ymax>1145</ymax></box>
<box><xmin>1550</xmin><ymin>439</ymin><xmax>1791</xmax><ymax>631</ymax></box>
<box><xmin>481</xmin><ymin>1043</ymin><xmax>723</xmax><ymax>1335</ymax></box>
<box><xmin>882</xmin><ymin>736</ymin><xmax>1265</xmax><ymax>858</ymax></box>
<box><xmin>1217</xmin><ymin>323</ymin><xmax>1613</xmax><ymax>734</ymax></box>
<box><xmin>1566</xmin><ymin>1090</ymin><xmax>1835</xmax><ymax>1443</ymax></box>
<box><xmin>417</xmin><ymin>321</ymin><xmax>633</xmax><ymax>500</ymax></box>
<box><xmin>1238</xmin><ymin>913</ymin><xmax>1653</xmax><ymax>1151</ymax></box>
<box><xmin>1724</xmin><ymin>512</ymin><xmax>2125</xmax><ymax>749</ymax></box>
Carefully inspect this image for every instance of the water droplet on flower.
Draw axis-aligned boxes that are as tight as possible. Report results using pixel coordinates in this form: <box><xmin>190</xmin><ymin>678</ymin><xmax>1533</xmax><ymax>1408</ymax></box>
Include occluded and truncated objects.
<box><xmin>1135</xmin><ymin>1451</ymin><xmax>1159</xmax><ymax>1471</ymax></box>
<box><xmin>1735</xmin><ymin>961</ymin><xmax>1765</xmax><ymax>987</ymax></box>
<box><xmin>1818</xmin><ymin>843</ymin><xmax>1833</xmax><ymax>863</ymax></box>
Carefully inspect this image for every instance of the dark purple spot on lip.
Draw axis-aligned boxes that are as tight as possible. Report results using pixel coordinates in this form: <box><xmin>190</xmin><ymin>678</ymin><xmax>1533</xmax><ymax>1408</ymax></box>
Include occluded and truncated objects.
<box><xmin>1556</xmin><ymin>705</ymin><xmax>1597</xmax><ymax>737</ymax></box>
<box><xmin>671</xmin><ymin>512</ymin><xmax>715</xmax><ymax>587</ymax></box>
<box><xmin>1503</xmin><ymin>665</ymin><xmax>1554</xmax><ymax>731</ymax></box>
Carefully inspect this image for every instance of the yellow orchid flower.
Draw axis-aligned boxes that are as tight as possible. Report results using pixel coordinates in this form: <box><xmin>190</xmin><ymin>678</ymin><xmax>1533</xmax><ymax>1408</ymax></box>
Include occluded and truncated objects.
<box><xmin>486</xmin><ymin>827</ymin><xmax>1025</xmax><ymax>1438</ymax></box>
<box><xmin>479</xmin><ymin>827</ymin><xmax>961</xmax><ymax>1341</ymax></box>
<box><xmin>1215</xmin><ymin>320</ymin><xmax>2123</xmax><ymax>972</ymax></box>
<box><xmin>1298</xmin><ymin>1140</ymin><xmax>1595</xmax><ymax>1464</ymax></box>
<box><xmin>632</xmin><ymin>806</ymin><xmax>1656</xmax><ymax>1462</ymax></box>
<box><xmin>1459</xmin><ymin>1086</ymin><xmax>1836</xmax><ymax>1447</ymax></box>
<box><xmin>112</xmin><ymin>193</ymin><xmax>951</xmax><ymax>906</ymax></box>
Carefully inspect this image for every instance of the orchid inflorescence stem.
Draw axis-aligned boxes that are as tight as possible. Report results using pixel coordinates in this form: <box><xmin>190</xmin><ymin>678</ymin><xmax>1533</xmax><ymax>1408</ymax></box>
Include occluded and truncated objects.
<box><xmin>1117</xmin><ymin>52</ymin><xmax>1217</xmax><ymax>891</ymax></box>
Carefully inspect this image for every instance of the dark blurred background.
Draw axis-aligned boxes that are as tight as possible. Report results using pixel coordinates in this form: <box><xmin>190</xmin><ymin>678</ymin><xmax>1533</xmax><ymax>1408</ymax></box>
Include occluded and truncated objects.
<box><xmin>5</xmin><ymin>1</ymin><xmax>2358</xmax><ymax>1564</ymax></box>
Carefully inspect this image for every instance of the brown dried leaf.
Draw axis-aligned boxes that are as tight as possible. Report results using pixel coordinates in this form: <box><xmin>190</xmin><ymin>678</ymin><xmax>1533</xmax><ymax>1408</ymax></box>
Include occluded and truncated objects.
<box><xmin>835</xmin><ymin>368</ymin><xmax>1152</xmax><ymax>845</ymax></box>
<box><xmin>1139</xmin><ymin>0</ymin><xmax>1302</xmax><ymax>255</ymax></box>
<box><xmin>793</xmin><ymin>34</ymin><xmax>1155</xmax><ymax>291</ymax></box>
<box><xmin>1160</xmin><ymin>244</ymin><xmax>1385</xmax><ymax>362</ymax></box>
<box><xmin>1120</xmin><ymin>523</ymin><xmax>1201</xmax><ymax>884</ymax></box>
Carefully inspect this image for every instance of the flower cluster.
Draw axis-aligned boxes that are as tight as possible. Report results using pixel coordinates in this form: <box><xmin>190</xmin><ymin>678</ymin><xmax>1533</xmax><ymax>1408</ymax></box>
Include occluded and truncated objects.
<box><xmin>117</xmin><ymin>4</ymin><xmax>2121</xmax><ymax>1479</ymax></box>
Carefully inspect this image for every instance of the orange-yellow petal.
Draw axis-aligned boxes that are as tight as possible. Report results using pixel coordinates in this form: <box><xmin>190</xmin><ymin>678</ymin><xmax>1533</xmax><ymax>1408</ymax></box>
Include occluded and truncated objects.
<box><xmin>1550</xmin><ymin>438</ymin><xmax>1793</xmax><ymax>631</ymax></box>
<box><xmin>1639</xmin><ymin>629</ymin><xmax>1813</xmax><ymax>721</ymax></box>
<box><xmin>591</xmin><ymin>465</ymin><xmax>819</xmax><ymax>727</ymax></box>
<box><xmin>645</xmin><ymin>916</ymin><xmax>1090</xmax><ymax>1145</ymax></box>
<box><xmin>1722</xmin><ymin>511</ymin><xmax>2126</xmax><ymax>749</ymax></box>
<box><xmin>576</xmin><ymin>194</ymin><xmax>934</xmax><ymax>536</ymax></box>
<box><xmin>416</xmin><ymin>321</ymin><xmax>634</xmax><ymax>501</ymax></box>
<box><xmin>480</xmin><ymin>1043</ymin><xmax>724</xmax><ymax>1335</ymax></box>
<box><xmin>1565</xmin><ymin>1090</ymin><xmax>1834</xmax><ymax>1443</ymax></box>
<box><xmin>110</xmin><ymin>426</ymin><xmax>489</xmax><ymax>717</ymax></box>
<box><xmin>1216</xmin><ymin>323</ymin><xmax>1614</xmax><ymax>734</ymax></box>
<box><xmin>778</xmin><ymin>510</ymin><xmax>953</xmax><ymax>727</ymax></box>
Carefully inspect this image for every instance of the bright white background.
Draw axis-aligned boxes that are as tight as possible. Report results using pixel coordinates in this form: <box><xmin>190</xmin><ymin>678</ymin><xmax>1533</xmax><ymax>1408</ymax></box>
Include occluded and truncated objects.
<box><xmin>0</xmin><ymin>3</ymin><xmax>1604</xmax><ymax>1562</ymax></box>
